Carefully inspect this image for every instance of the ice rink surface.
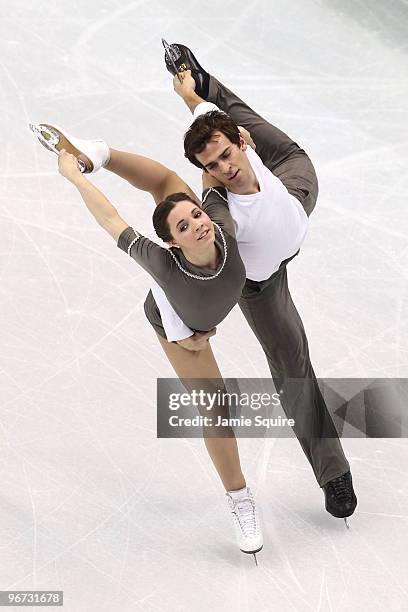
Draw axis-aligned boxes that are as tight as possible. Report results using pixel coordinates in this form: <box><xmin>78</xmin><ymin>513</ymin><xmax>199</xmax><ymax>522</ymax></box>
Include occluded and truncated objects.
<box><xmin>1</xmin><ymin>0</ymin><xmax>408</xmax><ymax>610</ymax></box>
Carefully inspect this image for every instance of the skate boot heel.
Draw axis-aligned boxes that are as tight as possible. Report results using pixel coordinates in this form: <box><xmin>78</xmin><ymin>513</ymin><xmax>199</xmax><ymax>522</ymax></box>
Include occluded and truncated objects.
<box><xmin>31</xmin><ymin>124</ymin><xmax>87</xmax><ymax>172</ymax></box>
<box><xmin>163</xmin><ymin>45</ymin><xmax>187</xmax><ymax>74</ymax></box>
<box><xmin>29</xmin><ymin>123</ymin><xmax>88</xmax><ymax>173</ymax></box>
<box><xmin>161</xmin><ymin>39</ymin><xmax>210</xmax><ymax>99</ymax></box>
<box><xmin>29</xmin><ymin>123</ymin><xmax>110</xmax><ymax>174</ymax></box>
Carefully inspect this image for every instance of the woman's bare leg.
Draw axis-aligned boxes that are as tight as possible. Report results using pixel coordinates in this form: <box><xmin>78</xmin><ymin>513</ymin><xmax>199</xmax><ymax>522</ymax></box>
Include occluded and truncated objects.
<box><xmin>156</xmin><ymin>332</ymin><xmax>246</xmax><ymax>491</ymax></box>
<box><xmin>106</xmin><ymin>149</ymin><xmax>200</xmax><ymax>205</ymax></box>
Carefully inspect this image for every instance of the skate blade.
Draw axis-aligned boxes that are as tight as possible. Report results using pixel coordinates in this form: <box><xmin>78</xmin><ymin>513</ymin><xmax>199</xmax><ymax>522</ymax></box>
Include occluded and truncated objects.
<box><xmin>241</xmin><ymin>544</ymin><xmax>263</xmax><ymax>566</ymax></box>
<box><xmin>29</xmin><ymin>123</ymin><xmax>88</xmax><ymax>173</ymax></box>
<box><xmin>161</xmin><ymin>38</ymin><xmax>181</xmax><ymax>63</ymax></box>
<box><xmin>29</xmin><ymin>123</ymin><xmax>60</xmax><ymax>154</ymax></box>
<box><xmin>344</xmin><ymin>518</ymin><xmax>350</xmax><ymax>530</ymax></box>
<box><xmin>161</xmin><ymin>38</ymin><xmax>183</xmax><ymax>83</ymax></box>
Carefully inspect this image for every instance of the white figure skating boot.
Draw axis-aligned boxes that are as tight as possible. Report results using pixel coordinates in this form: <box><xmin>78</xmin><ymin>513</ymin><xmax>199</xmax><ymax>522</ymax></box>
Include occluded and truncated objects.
<box><xmin>29</xmin><ymin>123</ymin><xmax>110</xmax><ymax>174</ymax></box>
<box><xmin>226</xmin><ymin>486</ymin><xmax>263</xmax><ymax>565</ymax></box>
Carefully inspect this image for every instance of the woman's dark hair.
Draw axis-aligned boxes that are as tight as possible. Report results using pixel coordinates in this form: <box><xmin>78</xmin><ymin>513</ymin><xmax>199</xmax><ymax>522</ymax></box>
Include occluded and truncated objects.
<box><xmin>184</xmin><ymin>110</ymin><xmax>241</xmax><ymax>169</ymax></box>
<box><xmin>153</xmin><ymin>192</ymin><xmax>198</xmax><ymax>242</ymax></box>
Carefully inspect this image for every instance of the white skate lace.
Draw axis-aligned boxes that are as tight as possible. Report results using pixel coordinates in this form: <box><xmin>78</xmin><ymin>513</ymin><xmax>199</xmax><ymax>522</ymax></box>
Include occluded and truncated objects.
<box><xmin>230</xmin><ymin>496</ymin><xmax>258</xmax><ymax>537</ymax></box>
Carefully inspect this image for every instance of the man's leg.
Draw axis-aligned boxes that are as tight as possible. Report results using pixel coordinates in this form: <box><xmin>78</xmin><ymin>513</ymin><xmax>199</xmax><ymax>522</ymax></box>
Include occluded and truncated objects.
<box><xmin>207</xmin><ymin>76</ymin><xmax>318</xmax><ymax>217</ymax></box>
<box><xmin>207</xmin><ymin>76</ymin><xmax>349</xmax><ymax>485</ymax></box>
<box><xmin>238</xmin><ymin>266</ymin><xmax>350</xmax><ymax>487</ymax></box>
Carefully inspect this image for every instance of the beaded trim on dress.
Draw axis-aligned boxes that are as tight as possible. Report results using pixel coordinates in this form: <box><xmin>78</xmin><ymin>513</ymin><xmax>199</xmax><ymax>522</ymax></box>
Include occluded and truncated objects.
<box><xmin>168</xmin><ymin>221</ymin><xmax>227</xmax><ymax>281</ymax></box>
<box><xmin>127</xmin><ymin>188</ymin><xmax>229</xmax><ymax>281</ymax></box>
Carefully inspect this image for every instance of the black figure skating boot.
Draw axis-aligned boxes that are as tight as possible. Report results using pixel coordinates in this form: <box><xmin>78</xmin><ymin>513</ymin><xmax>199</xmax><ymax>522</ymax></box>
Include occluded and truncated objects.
<box><xmin>162</xmin><ymin>39</ymin><xmax>210</xmax><ymax>99</ymax></box>
<box><xmin>323</xmin><ymin>471</ymin><xmax>357</xmax><ymax>528</ymax></box>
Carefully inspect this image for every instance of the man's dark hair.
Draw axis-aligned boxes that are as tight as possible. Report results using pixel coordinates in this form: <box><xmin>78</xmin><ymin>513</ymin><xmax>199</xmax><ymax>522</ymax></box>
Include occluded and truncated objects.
<box><xmin>152</xmin><ymin>192</ymin><xmax>198</xmax><ymax>242</ymax></box>
<box><xmin>184</xmin><ymin>110</ymin><xmax>241</xmax><ymax>170</ymax></box>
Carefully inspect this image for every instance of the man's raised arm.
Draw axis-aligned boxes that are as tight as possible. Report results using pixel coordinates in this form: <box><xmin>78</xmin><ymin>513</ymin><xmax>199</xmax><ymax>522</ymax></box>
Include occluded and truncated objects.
<box><xmin>173</xmin><ymin>71</ymin><xmax>219</xmax><ymax>116</ymax></box>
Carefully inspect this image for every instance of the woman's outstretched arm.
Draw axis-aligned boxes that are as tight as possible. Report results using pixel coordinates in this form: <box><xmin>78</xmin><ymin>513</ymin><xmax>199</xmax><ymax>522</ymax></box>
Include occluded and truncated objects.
<box><xmin>58</xmin><ymin>149</ymin><xmax>172</xmax><ymax>284</ymax></box>
<box><xmin>58</xmin><ymin>149</ymin><xmax>128</xmax><ymax>242</ymax></box>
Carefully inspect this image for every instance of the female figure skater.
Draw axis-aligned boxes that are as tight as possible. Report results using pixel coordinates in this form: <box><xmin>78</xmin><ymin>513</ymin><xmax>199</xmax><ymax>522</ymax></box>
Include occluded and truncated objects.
<box><xmin>30</xmin><ymin>123</ymin><xmax>264</xmax><ymax>561</ymax></box>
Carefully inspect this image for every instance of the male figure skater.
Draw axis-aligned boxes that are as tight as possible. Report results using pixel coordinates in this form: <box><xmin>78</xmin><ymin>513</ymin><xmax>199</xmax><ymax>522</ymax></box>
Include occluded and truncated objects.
<box><xmin>154</xmin><ymin>42</ymin><xmax>357</xmax><ymax>525</ymax></box>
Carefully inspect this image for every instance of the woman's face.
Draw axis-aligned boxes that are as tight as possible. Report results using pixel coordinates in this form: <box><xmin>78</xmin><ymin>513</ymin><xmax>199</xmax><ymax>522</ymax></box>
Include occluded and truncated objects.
<box><xmin>166</xmin><ymin>200</ymin><xmax>215</xmax><ymax>251</ymax></box>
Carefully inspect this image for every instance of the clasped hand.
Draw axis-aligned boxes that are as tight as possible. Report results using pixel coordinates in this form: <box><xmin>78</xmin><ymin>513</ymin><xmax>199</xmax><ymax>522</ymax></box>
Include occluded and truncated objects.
<box><xmin>176</xmin><ymin>328</ymin><xmax>217</xmax><ymax>351</ymax></box>
<box><xmin>58</xmin><ymin>149</ymin><xmax>82</xmax><ymax>183</ymax></box>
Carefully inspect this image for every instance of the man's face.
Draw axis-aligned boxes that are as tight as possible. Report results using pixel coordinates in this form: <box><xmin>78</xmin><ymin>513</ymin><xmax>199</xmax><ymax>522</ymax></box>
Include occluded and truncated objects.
<box><xmin>195</xmin><ymin>131</ymin><xmax>256</xmax><ymax>194</ymax></box>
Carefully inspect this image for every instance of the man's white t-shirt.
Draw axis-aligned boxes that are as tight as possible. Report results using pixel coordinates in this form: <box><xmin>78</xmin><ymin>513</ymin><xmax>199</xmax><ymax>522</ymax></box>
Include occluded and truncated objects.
<box><xmin>150</xmin><ymin>102</ymin><xmax>309</xmax><ymax>341</ymax></box>
<box><xmin>227</xmin><ymin>145</ymin><xmax>308</xmax><ymax>281</ymax></box>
